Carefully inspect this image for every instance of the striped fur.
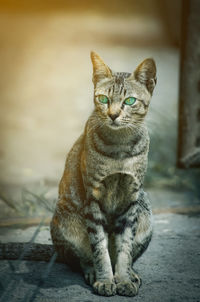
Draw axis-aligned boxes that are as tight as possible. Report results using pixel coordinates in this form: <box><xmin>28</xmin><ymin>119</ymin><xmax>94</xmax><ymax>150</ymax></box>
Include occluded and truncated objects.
<box><xmin>51</xmin><ymin>52</ymin><xmax>156</xmax><ymax>296</ymax></box>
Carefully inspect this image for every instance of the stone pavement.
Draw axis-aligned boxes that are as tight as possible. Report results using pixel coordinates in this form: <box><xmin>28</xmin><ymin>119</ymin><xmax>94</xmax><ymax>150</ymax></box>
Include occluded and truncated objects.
<box><xmin>0</xmin><ymin>212</ymin><xmax>200</xmax><ymax>302</ymax></box>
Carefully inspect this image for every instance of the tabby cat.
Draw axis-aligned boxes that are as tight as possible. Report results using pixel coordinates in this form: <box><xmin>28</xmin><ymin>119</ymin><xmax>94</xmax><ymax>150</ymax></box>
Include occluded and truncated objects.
<box><xmin>50</xmin><ymin>51</ymin><xmax>156</xmax><ymax>297</ymax></box>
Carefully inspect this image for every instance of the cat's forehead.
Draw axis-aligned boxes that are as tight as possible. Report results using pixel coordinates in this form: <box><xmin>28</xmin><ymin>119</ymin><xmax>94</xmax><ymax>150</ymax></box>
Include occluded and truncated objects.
<box><xmin>113</xmin><ymin>72</ymin><xmax>132</xmax><ymax>84</ymax></box>
<box><xmin>94</xmin><ymin>72</ymin><xmax>131</xmax><ymax>91</ymax></box>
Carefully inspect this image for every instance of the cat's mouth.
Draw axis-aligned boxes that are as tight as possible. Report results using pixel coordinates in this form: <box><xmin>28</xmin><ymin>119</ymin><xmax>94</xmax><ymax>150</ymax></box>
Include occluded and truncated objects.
<box><xmin>110</xmin><ymin>124</ymin><xmax>118</xmax><ymax>129</ymax></box>
<box><xmin>108</xmin><ymin>120</ymin><xmax>122</xmax><ymax>129</ymax></box>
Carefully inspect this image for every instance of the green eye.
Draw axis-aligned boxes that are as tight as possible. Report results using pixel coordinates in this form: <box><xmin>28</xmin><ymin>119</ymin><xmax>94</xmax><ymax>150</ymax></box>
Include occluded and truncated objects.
<box><xmin>98</xmin><ymin>95</ymin><xmax>109</xmax><ymax>104</ymax></box>
<box><xmin>124</xmin><ymin>97</ymin><xmax>136</xmax><ymax>105</ymax></box>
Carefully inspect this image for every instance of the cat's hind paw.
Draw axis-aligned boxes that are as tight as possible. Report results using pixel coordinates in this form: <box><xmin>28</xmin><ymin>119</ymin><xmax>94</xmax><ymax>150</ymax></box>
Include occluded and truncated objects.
<box><xmin>93</xmin><ymin>280</ymin><xmax>117</xmax><ymax>296</ymax></box>
<box><xmin>130</xmin><ymin>269</ymin><xmax>142</xmax><ymax>287</ymax></box>
<box><xmin>84</xmin><ymin>267</ymin><xmax>95</xmax><ymax>286</ymax></box>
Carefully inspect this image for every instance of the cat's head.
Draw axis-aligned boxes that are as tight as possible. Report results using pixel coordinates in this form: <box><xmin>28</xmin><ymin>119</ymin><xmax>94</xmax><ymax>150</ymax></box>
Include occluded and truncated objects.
<box><xmin>91</xmin><ymin>51</ymin><xmax>156</xmax><ymax>130</ymax></box>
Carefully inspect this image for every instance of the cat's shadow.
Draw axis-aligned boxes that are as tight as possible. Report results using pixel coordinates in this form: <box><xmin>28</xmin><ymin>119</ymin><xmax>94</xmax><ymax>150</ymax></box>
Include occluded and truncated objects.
<box><xmin>16</xmin><ymin>261</ymin><xmax>90</xmax><ymax>291</ymax></box>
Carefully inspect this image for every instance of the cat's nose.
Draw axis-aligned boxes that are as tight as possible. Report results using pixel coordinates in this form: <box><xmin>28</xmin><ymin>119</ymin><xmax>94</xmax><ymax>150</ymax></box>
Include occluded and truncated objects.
<box><xmin>109</xmin><ymin>113</ymin><xmax>120</xmax><ymax>121</ymax></box>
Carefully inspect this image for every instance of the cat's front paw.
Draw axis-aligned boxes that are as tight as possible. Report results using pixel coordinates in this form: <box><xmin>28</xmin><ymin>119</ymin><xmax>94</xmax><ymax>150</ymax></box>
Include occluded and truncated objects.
<box><xmin>93</xmin><ymin>280</ymin><xmax>116</xmax><ymax>296</ymax></box>
<box><xmin>116</xmin><ymin>280</ymin><xmax>138</xmax><ymax>297</ymax></box>
<box><xmin>114</xmin><ymin>274</ymin><xmax>139</xmax><ymax>297</ymax></box>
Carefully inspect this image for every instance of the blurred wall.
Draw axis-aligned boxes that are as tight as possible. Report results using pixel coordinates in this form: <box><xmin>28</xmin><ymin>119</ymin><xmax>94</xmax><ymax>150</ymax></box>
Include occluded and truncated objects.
<box><xmin>0</xmin><ymin>0</ymin><xmax>181</xmax><ymax>186</ymax></box>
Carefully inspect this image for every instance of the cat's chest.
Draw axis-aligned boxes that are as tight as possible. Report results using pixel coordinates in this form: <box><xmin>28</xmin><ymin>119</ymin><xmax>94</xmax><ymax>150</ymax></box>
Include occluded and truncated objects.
<box><xmin>100</xmin><ymin>173</ymin><xmax>135</xmax><ymax>215</ymax></box>
<box><xmin>84</xmin><ymin>128</ymin><xmax>148</xmax><ymax>182</ymax></box>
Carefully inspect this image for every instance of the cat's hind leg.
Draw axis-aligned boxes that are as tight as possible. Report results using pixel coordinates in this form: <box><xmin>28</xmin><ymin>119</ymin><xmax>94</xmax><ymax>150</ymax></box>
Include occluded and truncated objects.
<box><xmin>50</xmin><ymin>207</ymin><xmax>95</xmax><ymax>284</ymax></box>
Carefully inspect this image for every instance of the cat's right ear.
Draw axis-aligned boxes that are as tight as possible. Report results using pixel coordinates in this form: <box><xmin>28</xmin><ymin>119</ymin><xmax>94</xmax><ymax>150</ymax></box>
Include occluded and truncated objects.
<box><xmin>131</xmin><ymin>58</ymin><xmax>157</xmax><ymax>95</ymax></box>
<box><xmin>90</xmin><ymin>51</ymin><xmax>112</xmax><ymax>85</ymax></box>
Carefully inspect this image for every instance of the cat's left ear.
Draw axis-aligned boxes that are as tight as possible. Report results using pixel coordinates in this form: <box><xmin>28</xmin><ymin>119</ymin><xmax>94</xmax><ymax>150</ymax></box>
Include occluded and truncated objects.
<box><xmin>90</xmin><ymin>51</ymin><xmax>112</xmax><ymax>85</ymax></box>
<box><xmin>130</xmin><ymin>58</ymin><xmax>157</xmax><ymax>95</ymax></box>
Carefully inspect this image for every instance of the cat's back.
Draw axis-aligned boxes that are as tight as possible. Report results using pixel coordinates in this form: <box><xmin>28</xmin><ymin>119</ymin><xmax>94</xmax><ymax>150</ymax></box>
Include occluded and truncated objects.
<box><xmin>59</xmin><ymin>134</ymin><xmax>85</xmax><ymax>198</ymax></box>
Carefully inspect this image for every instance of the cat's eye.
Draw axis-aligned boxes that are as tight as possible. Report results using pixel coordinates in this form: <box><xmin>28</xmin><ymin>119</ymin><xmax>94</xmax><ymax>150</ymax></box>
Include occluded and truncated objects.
<box><xmin>124</xmin><ymin>97</ymin><xmax>136</xmax><ymax>106</ymax></box>
<box><xmin>98</xmin><ymin>95</ymin><xmax>109</xmax><ymax>104</ymax></box>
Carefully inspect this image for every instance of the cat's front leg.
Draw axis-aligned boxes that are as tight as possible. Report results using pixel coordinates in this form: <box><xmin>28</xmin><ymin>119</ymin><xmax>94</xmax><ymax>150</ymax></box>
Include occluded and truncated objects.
<box><xmin>84</xmin><ymin>201</ymin><xmax>116</xmax><ymax>296</ymax></box>
<box><xmin>113</xmin><ymin>203</ymin><xmax>144</xmax><ymax>297</ymax></box>
<box><xmin>114</xmin><ymin>226</ymin><xmax>139</xmax><ymax>296</ymax></box>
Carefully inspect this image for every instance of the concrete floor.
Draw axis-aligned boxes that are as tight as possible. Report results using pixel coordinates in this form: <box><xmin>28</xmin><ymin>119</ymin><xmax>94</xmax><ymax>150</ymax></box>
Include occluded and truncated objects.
<box><xmin>0</xmin><ymin>213</ymin><xmax>200</xmax><ymax>302</ymax></box>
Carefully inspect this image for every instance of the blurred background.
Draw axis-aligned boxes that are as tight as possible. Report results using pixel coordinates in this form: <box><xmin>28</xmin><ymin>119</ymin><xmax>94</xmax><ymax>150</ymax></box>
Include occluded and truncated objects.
<box><xmin>0</xmin><ymin>0</ymin><xmax>199</xmax><ymax>223</ymax></box>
